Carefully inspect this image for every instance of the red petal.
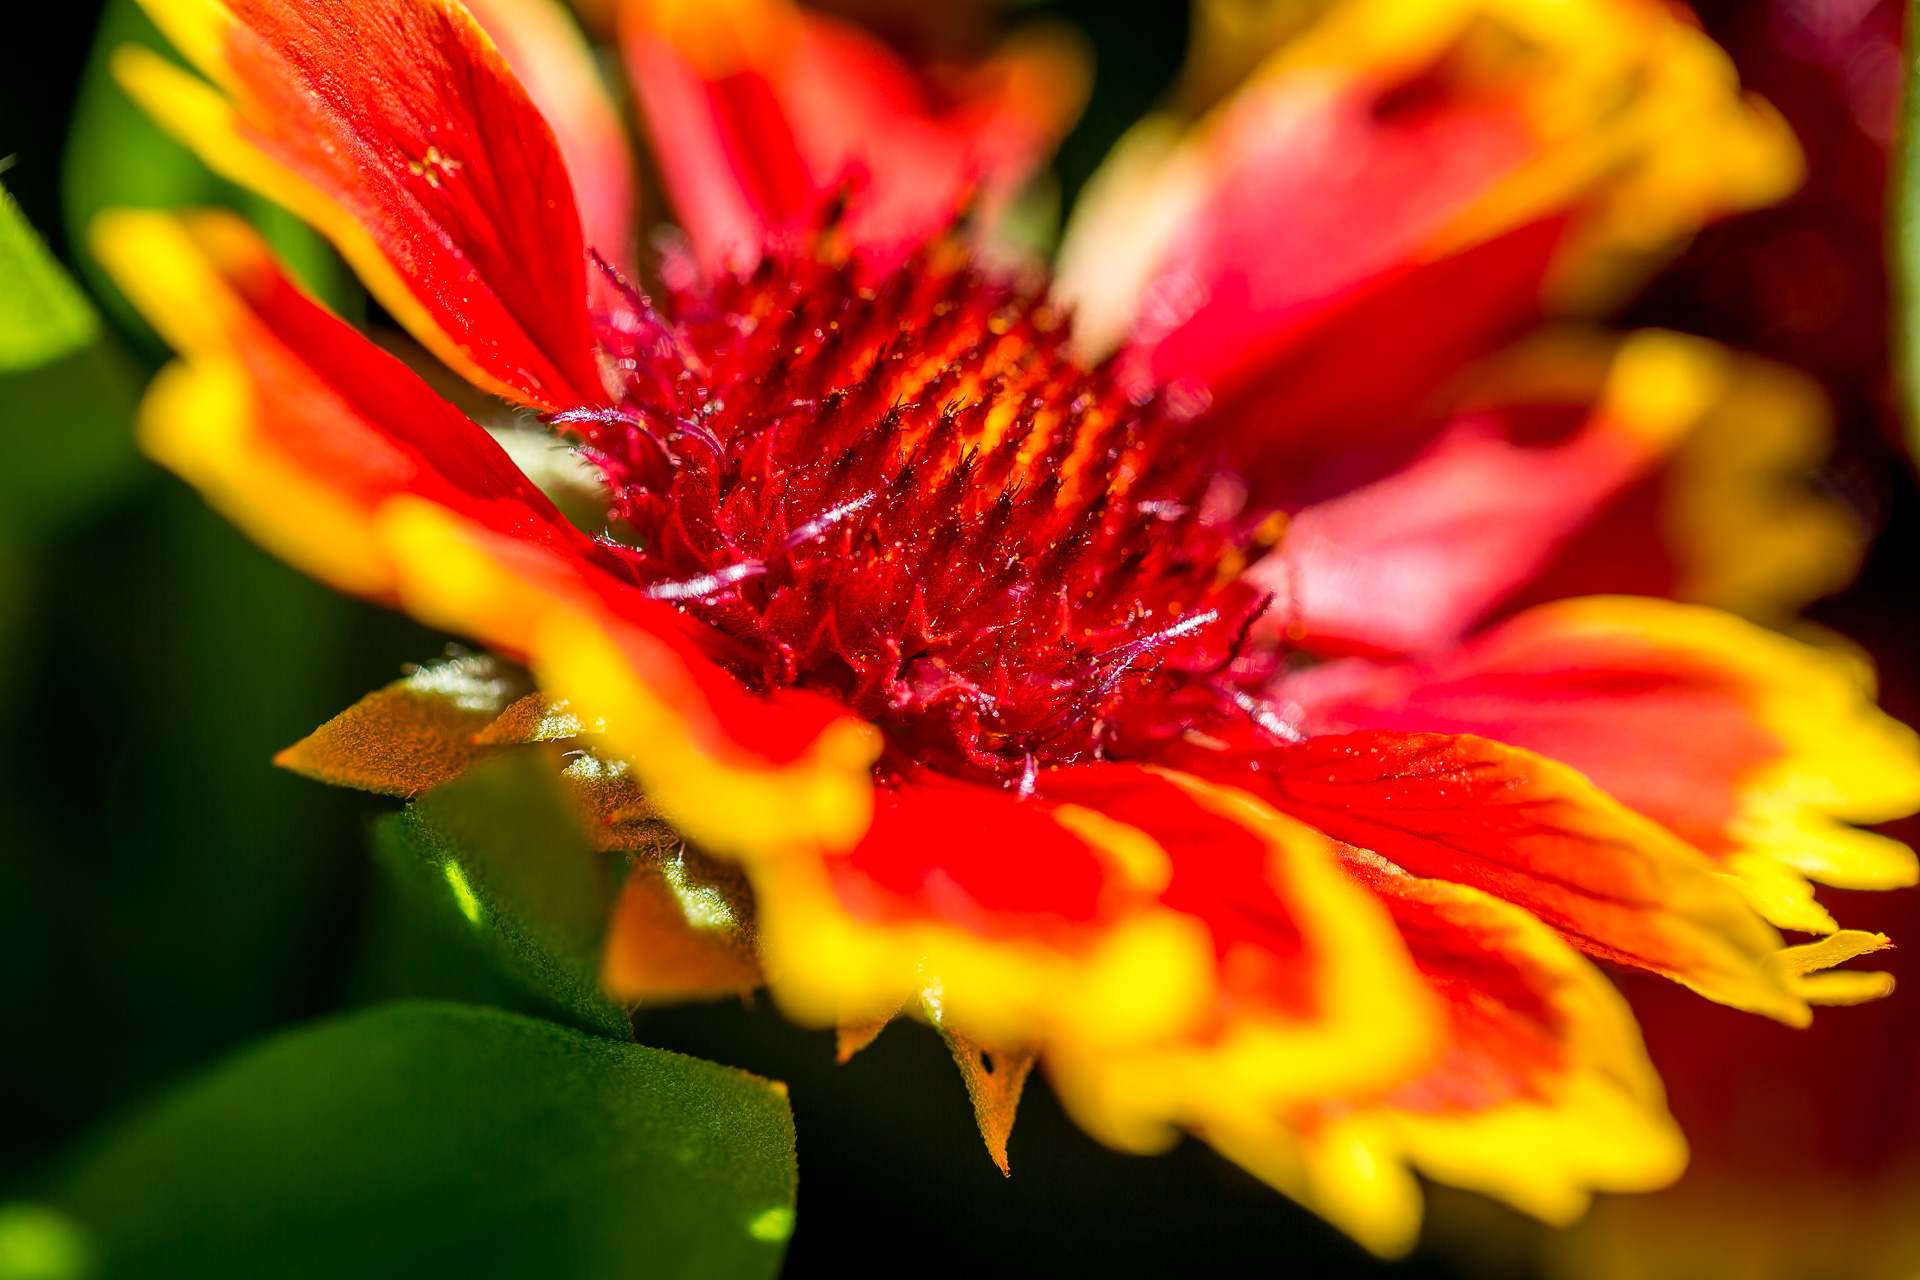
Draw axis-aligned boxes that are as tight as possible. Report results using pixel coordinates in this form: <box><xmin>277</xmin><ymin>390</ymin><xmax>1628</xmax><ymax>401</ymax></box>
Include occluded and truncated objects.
<box><xmin>830</xmin><ymin>768</ymin><xmax>1118</xmax><ymax>942</ymax></box>
<box><xmin>1205</xmin><ymin>851</ymin><xmax>1683</xmax><ymax>1257</ymax></box>
<box><xmin>1167</xmin><ymin>727</ymin><xmax>1804</xmax><ymax>1022</ymax></box>
<box><xmin>1503</xmin><ymin>353</ymin><xmax>1863</xmax><ymax>625</ymax></box>
<box><xmin>1246</xmin><ymin>358</ymin><xmax>1651</xmax><ymax>654</ymax></box>
<box><xmin>745</xmin><ymin>762</ymin><xmax>1437</xmax><ymax>1121</ymax></box>
<box><xmin>1040</xmin><ymin>765</ymin><xmax>1317</xmax><ymax>1020</ymax></box>
<box><xmin>124</xmin><ymin>0</ymin><xmax>606</xmax><ymax>408</ymax></box>
<box><xmin>462</xmin><ymin>0</ymin><xmax>637</xmax><ymax>275</ymax></box>
<box><xmin>1120</xmin><ymin>83</ymin><xmax>1537</xmax><ymax>400</ymax></box>
<box><xmin>1055</xmin><ymin>0</ymin><xmax>1799</xmax><ymax>510</ymax></box>
<box><xmin>1277</xmin><ymin>596</ymin><xmax>1920</xmax><ymax>934</ymax></box>
<box><xmin>1179</xmin><ymin>221</ymin><xmax>1565</xmax><ymax>511</ymax></box>
<box><xmin>620</xmin><ymin>0</ymin><xmax>1086</xmax><ymax>273</ymax></box>
<box><xmin>194</xmin><ymin>212</ymin><xmax>621</xmax><ymax>562</ymax></box>
<box><xmin>1246</xmin><ymin>328</ymin><xmax>1793</xmax><ymax>656</ymax></box>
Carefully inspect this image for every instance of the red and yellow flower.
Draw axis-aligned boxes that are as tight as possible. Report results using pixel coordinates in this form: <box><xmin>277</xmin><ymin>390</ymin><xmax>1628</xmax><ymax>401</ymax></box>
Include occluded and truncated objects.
<box><xmin>89</xmin><ymin>0</ymin><xmax>1920</xmax><ymax>1257</ymax></box>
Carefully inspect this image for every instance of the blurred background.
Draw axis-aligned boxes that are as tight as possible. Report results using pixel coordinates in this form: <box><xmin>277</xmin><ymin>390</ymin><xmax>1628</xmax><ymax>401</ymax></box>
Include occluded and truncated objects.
<box><xmin>4</xmin><ymin>0</ymin><xmax>1920</xmax><ymax>1276</ymax></box>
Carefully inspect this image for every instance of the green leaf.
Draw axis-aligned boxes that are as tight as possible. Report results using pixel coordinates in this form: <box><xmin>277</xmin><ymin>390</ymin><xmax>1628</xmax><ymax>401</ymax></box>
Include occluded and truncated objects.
<box><xmin>61</xmin><ymin>0</ymin><xmax>359</xmax><ymax>353</ymax></box>
<box><xmin>0</xmin><ymin>1203</ymin><xmax>93</xmax><ymax>1280</ymax></box>
<box><xmin>46</xmin><ymin>1002</ymin><xmax>797</xmax><ymax>1280</ymax></box>
<box><xmin>379</xmin><ymin>749</ymin><xmax>634</xmax><ymax>1040</ymax></box>
<box><xmin>1898</xmin><ymin>0</ymin><xmax>1920</xmax><ymax>456</ymax></box>
<box><xmin>0</xmin><ymin>340</ymin><xmax>145</xmax><ymax>537</ymax></box>
<box><xmin>0</xmin><ymin>183</ymin><xmax>98</xmax><ymax>374</ymax></box>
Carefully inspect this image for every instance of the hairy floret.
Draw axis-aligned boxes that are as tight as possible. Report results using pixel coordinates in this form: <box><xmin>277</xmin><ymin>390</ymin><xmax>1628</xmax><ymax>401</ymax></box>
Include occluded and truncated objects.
<box><xmin>555</xmin><ymin>244</ymin><xmax>1278</xmax><ymax>783</ymax></box>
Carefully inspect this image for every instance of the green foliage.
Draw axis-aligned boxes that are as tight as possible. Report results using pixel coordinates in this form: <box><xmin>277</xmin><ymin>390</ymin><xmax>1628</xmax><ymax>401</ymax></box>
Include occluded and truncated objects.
<box><xmin>1899</xmin><ymin>0</ymin><xmax>1920</xmax><ymax>457</ymax></box>
<box><xmin>0</xmin><ymin>1203</ymin><xmax>92</xmax><ymax>1280</ymax></box>
<box><xmin>0</xmin><ymin>178</ymin><xmax>141</xmax><ymax>541</ymax></box>
<box><xmin>0</xmin><ymin>340</ymin><xmax>143</xmax><ymax>540</ymax></box>
<box><xmin>0</xmin><ymin>482</ymin><xmax>433</xmax><ymax>1156</ymax></box>
<box><xmin>41</xmin><ymin>1002</ymin><xmax>797</xmax><ymax>1280</ymax></box>
<box><xmin>0</xmin><ymin>183</ymin><xmax>98</xmax><ymax>374</ymax></box>
<box><xmin>376</xmin><ymin>750</ymin><xmax>635</xmax><ymax>1040</ymax></box>
<box><xmin>60</xmin><ymin>0</ymin><xmax>359</xmax><ymax>355</ymax></box>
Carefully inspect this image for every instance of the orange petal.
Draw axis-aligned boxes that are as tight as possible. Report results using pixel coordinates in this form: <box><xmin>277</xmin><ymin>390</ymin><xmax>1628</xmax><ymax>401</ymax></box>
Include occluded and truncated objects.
<box><xmin>833</xmin><ymin>1012</ymin><xmax>895</xmax><ymax>1063</ymax></box>
<box><xmin>924</xmin><ymin>1006</ymin><xmax>1036</xmax><ymax>1177</ymax></box>
<box><xmin>602</xmin><ymin>843</ymin><xmax>762</xmax><ymax>1002</ymax></box>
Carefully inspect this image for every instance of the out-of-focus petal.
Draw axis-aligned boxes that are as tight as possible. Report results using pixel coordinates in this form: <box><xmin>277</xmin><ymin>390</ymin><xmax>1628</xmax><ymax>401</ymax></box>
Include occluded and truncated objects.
<box><xmin>1206</xmin><ymin>850</ymin><xmax>1685</xmax><ymax>1257</ymax></box>
<box><xmin>463</xmin><ymin>0</ymin><xmax>638</xmax><ymax>273</ymax></box>
<box><xmin>93</xmin><ymin>206</ymin><xmax>877</xmax><ymax>861</ymax></box>
<box><xmin>1247</xmin><ymin>327</ymin><xmax>1863</xmax><ymax>654</ymax></box>
<box><xmin>619</xmin><ymin>0</ymin><xmax>1087</xmax><ymax>274</ymax></box>
<box><xmin>1248</xmin><ymin>329</ymin><xmax>1717</xmax><ymax>655</ymax></box>
<box><xmin>1511</xmin><ymin>351</ymin><xmax>1864</xmax><ymax>625</ymax></box>
<box><xmin>1165</xmin><ymin>728</ymin><xmax>1809</xmax><ymax>1023</ymax></box>
<box><xmin>1278</xmin><ymin>597</ymin><xmax>1920</xmax><ymax>936</ymax></box>
<box><xmin>117</xmin><ymin>0</ymin><xmax>607</xmax><ymax>408</ymax></box>
<box><xmin>1056</xmin><ymin>0</ymin><xmax>1799</xmax><ymax>503</ymax></box>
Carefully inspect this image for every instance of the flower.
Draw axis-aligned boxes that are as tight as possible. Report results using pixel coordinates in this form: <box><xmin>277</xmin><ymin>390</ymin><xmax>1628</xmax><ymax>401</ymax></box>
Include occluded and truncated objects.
<box><xmin>1523</xmin><ymin>4</ymin><xmax>1920</xmax><ymax>1275</ymax></box>
<box><xmin>88</xmin><ymin>0</ymin><xmax>1920</xmax><ymax>1257</ymax></box>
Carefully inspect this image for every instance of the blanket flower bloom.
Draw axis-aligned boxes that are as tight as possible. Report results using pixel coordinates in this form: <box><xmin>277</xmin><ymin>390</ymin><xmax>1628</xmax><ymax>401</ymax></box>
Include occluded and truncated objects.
<box><xmin>92</xmin><ymin>0</ymin><xmax>1920</xmax><ymax>1255</ymax></box>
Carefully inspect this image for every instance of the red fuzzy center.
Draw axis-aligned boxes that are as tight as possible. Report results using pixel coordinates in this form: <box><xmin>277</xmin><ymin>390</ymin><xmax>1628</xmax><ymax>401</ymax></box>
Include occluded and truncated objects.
<box><xmin>554</xmin><ymin>243</ymin><xmax>1279</xmax><ymax>784</ymax></box>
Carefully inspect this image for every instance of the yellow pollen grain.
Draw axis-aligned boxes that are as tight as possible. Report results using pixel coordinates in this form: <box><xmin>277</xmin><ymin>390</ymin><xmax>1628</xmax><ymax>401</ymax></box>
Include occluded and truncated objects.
<box><xmin>407</xmin><ymin>145</ymin><xmax>462</xmax><ymax>189</ymax></box>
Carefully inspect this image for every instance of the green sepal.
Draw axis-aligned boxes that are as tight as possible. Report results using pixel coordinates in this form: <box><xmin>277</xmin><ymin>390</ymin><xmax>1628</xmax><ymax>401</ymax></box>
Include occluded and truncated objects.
<box><xmin>379</xmin><ymin>748</ymin><xmax>634</xmax><ymax>1040</ymax></box>
<box><xmin>41</xmin><ymin>1001</ymin><xmax>797</xmax><ymax>1280</ymax></box>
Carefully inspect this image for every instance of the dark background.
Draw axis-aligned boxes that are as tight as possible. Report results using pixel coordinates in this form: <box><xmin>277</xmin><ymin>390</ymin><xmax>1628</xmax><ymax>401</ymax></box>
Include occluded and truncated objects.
<box><xmin>3</xmin><ymin>1</ymin><xmax>1916</xmax><ymax>1276</ymax></box>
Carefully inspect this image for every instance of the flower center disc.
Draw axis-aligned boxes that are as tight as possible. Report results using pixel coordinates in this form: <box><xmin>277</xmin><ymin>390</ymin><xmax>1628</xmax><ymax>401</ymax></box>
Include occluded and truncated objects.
<box><xmin>559</xmin><ymin>243</ymin><xmax>1272</xmax><ymax>782</ymax></box>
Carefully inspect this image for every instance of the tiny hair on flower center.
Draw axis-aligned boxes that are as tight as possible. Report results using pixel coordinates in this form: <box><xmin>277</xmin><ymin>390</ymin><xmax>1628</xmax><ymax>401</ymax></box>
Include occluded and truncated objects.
<box><xmin>553</xmin><ymin>239</ymin><xmax>1283</xmax><ymax>785</ymax></box>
